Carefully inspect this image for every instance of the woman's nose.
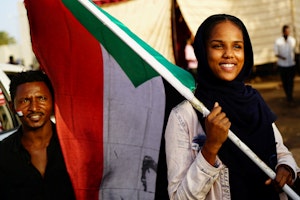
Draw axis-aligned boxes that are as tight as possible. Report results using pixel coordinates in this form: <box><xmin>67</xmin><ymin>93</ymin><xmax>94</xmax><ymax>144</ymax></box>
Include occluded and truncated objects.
<box><xmin>223</xmin><ymin>48</ymin><xmax>234</xmax><ymax>58</ymax></box>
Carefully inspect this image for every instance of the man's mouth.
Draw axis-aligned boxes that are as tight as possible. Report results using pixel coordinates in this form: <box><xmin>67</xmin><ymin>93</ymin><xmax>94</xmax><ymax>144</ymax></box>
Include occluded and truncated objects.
<box><xmin>27</xmin><ymin>113</ymin><xmax>43</xmax><ymax>121</ymax></box>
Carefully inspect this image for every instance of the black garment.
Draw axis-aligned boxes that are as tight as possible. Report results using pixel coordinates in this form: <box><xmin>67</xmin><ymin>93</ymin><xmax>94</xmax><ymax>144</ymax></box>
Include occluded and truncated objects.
<box><xmin>0</xmin><ymin>124</ymin><xmax>75</xmax><ymax>200</ymax></box>
<box><xmin>278</xmin><ymin>65</ymin><xmax>296</xmax><ymax>102</ymax></box>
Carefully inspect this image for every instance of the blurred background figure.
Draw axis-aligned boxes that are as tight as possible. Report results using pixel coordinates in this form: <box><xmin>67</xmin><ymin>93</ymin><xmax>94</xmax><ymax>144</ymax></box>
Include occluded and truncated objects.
<box><xmin>274</xmin><ymin>25</ymin><xmax>296</xmax><ymax>106</ymax></box>
<box><xmin>184</xmin><ymin>36</ymin><xmax>198</xmax><ymax>80</ymax></box>
<box><xmin>7</xmin><ymin>55</ymin><xmax>17</xmax><ymax>65</ymax></box>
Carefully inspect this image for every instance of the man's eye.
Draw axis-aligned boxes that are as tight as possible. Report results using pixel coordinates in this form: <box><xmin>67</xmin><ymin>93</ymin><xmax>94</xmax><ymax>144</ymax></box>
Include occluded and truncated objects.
<box><xmin>39</xmin><ymin>97</ymin><xmax>47</xmax><ymax>101</ymax></box>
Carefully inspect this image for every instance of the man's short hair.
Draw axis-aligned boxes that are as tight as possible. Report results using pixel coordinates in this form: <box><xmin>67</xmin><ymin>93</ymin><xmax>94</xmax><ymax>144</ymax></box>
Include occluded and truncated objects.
<box><xmin>282</xmin><ymin>25</ymin><xmax>289</xmax><ymax>33</ymax></box>
<box><xmin>9</xmin><ymin>70</ymin><xmax>54</xmax><ymax>102</ymax></box>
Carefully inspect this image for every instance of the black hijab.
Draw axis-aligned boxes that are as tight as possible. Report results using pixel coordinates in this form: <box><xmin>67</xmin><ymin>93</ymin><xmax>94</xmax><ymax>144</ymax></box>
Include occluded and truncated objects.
<box><xmin>194</xmin><ymin>14</ymin><xmax>279</xmax><ymax>199</ymax></box>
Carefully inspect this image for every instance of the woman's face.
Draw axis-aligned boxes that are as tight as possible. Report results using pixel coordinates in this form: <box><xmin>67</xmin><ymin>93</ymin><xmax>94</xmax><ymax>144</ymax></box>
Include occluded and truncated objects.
<box><xmin>206</xmin><ymin>21</ymin><xmax>244</xmax><ymax>81</ymax></box>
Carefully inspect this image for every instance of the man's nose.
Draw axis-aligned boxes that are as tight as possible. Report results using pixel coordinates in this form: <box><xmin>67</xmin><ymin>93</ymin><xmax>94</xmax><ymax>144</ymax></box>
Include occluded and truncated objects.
<box><xmin>29</xmin><ymin>99</ymin><xmax>39</xmax><ymax>111</ymax></box>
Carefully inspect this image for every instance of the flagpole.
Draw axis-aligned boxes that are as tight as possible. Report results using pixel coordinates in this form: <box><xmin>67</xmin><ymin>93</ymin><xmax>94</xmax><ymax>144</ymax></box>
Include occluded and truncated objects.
<box><xmin>78</xmin><ymin>1</ymin><xmax>300</xmax><ymax>199</ymax></box>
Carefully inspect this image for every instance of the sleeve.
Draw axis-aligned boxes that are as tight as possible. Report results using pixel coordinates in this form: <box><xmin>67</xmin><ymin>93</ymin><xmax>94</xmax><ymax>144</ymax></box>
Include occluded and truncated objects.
<box><xmin>165</xmin><ymin>107</ymin><xmax>222</xmax><ymax>200</ymax></box>
<box><xmin>273</xmin><ymin>123</ymin><xmax>298</xmax><ymax>180</ymax></box>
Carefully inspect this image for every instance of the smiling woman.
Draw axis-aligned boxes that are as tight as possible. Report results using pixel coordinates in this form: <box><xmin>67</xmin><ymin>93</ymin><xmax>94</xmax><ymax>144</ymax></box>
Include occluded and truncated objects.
<box><xmin>165</xmin><ymin>14</ymin><xmax>299</xmax><ymax>200</ymax></box>
<box><xmin>205</xmin><ymin>21</ymin><xmax>244</xmax><ymax>81</ymax></box>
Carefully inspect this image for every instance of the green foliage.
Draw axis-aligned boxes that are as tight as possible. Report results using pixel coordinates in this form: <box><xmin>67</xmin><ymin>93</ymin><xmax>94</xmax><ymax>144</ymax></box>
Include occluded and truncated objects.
<box><xmin>0</xmin><ymin>31</ymin><xmax>16</xmax><ymax>45</ymax></box>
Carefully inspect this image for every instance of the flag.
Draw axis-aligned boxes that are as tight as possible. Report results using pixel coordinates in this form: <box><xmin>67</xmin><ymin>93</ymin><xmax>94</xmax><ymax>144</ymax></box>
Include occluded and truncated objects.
<box><xmin>24</xmin><ymin>0</ymin><xmax>195</xmax><ymax>199</ymax></box>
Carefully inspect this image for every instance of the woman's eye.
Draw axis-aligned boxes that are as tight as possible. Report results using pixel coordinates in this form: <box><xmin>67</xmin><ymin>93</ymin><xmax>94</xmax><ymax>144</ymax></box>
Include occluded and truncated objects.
<box><xmin>212</xmin><ymin>44</ymin><xmax>223</xmax><ymax>49</ymax></box>
<box><xmin>233</xmin><ymin>42</ymin><xmax>244</xmax><ymax>49</ymax></box>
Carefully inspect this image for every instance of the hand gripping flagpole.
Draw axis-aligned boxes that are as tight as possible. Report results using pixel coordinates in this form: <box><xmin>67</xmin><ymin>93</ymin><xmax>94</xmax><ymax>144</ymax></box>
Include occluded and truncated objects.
<box><xmin>78</xmin><ymin>1</ymin><xmax>300</xmax><ymax>199</ymax></box>
<box><xmin>189</xmin><ymin>98</ymin><xmax>300</xmax><ymax>200</ymax></box>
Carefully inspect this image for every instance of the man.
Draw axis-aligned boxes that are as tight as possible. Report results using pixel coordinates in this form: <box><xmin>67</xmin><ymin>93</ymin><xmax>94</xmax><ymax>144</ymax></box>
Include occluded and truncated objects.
<box><xmin>0</xmin><ymin>70</ymin><xmax>75</xmax><ymax>199</ymax></box>
<box><xmin>7</xmin><ymin>55</ymin><xmax>18</xmax><ymax>65</ymax></box>
<box><xmin>274</xmin><ymin>25</ymin><xmax>297</xmax><ymax>106</ymax></box>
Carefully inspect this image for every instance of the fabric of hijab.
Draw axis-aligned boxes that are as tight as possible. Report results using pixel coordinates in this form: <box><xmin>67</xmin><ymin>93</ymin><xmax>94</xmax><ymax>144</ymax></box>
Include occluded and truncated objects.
<box><xmin>193</xmin><ymin>14</ymin><xmax>279</xmax><ymax>199</ymax></box>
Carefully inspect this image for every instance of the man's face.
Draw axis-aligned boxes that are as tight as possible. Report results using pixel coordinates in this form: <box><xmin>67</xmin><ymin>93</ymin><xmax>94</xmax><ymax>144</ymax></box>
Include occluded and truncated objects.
<box><xmin>283</xmin><ymin>27</ymin><xmax>290</xmax><ymax>37</ymax></box>
<box><xmin>13</xmin><ymin>81</ymin><xmax>53</xmax><ymax>130</ymax></box>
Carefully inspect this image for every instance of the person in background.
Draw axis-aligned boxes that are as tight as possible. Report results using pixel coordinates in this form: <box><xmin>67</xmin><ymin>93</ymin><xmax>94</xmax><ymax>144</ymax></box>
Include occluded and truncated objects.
<box><xmin>184</xmin><ymin>36</ymin><xmax>198</xmax><ymax>80</ymax></box>
<box><xmin>165</xmin><ymin>14</ymin><xmax>298</xmax><ymax>200</ymax></box>
<box><xmin>274</xmin><ymin>25</ymin><xmax>296</xmax><ymax>107</ymax></box>
<box><xmin>7</xmin><ymin>55</ymin><xmax>18</xmax><ymax>65</ymax></box>
<box><xmin>0</xmin><ymin>70</ymin><xmax>75</xmax><ymax>200</ymax></box>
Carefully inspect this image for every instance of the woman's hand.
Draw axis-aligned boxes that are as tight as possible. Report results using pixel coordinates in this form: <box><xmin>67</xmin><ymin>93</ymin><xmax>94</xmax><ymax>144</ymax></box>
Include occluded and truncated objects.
<box><xmin>265</xmin><ymin>164</ymin><xmax>294</xmax><ymax>192</ymax></box>
<box><xmin>201</xmin><ymin>102</ymin><xmax>231</xmax><ymax>166</ymax></box>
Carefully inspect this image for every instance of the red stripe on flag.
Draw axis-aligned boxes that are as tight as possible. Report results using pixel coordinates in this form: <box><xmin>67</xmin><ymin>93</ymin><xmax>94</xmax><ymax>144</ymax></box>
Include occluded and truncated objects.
<box><xmin>25</xmin><ymin>0</ymin><xmax>103</xmax><ymax>199</ymax></box>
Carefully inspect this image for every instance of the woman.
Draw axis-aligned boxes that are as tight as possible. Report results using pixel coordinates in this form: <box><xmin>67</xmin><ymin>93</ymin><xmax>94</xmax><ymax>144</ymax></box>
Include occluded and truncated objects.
<box><xmin>165</xmin><ymin>14</ymin><xmax>298</xmax><ymax>200</ymax></box>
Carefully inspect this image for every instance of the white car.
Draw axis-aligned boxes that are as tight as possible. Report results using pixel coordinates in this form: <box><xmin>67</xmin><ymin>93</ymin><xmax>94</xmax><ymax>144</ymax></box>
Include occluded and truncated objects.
<box><xmin>0</xmin><ymin>63</ymin><xmax>31</xmax><ymax>141</ymax></box>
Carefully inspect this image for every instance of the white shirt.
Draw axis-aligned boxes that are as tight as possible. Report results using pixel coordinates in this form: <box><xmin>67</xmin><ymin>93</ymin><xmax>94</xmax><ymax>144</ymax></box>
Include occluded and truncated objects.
<box><xmin>274</xmin><ymin>36</ymin><xmax>296</xmax><ymax>67</ymax></box>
